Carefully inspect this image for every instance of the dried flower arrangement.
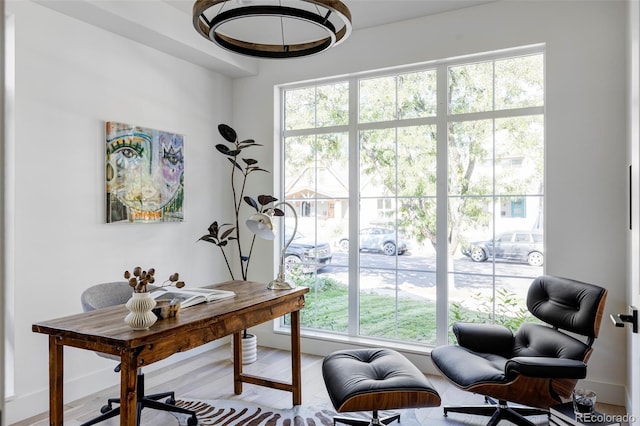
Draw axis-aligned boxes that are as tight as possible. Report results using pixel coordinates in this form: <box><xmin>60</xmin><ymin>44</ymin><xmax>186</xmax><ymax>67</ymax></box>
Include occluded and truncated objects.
<box><xmin>124</xmin><ymin>267</ymin><xmax>185</xmax><ymax>293</ymax></box>
<box><xmin>162</xmin><ymin>272</ymin><xmax>186</xmax><ymax>289</ymax></box>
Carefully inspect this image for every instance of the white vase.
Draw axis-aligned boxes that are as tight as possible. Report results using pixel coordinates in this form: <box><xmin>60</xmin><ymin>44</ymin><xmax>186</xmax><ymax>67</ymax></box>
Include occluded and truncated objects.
<box><xmin>124</xmin><ymin>292</ymin><xmax>157</xmax><ymax>330</ymax></box>
<box><xmin>231</xmin><ymin>333</ymin><xmax>258</xmax><ymax>364</ymax></box>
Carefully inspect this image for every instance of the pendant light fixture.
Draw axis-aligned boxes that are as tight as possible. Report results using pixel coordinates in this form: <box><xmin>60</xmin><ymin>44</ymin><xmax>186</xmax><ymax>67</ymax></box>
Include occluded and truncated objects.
<box><xmin>193</xmin><ymin>0</ymin><xmax>352</xmax><ymax>59</ymax></box>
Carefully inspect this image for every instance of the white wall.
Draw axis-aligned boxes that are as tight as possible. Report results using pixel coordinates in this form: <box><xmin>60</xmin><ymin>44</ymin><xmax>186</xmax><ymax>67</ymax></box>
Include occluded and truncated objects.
<box><xmin>627</xmin><ymin>0</ymin><xmax>640</xmax><ymax>418</ymax></box>
<box><xmin>1</xmin><ymin>2</ymin><xmax>6</xmax><ymax>425</ymax></box>
<box><xmin>234</xmin><ymin>0</ymin><xmax>629</xmax><ymax>405</ymax></box>
<box><xmin>3</xmin><ymin>0</ymin><xmax>630</xmax><ymax>422</ymax></box>
<box><xmin>5</xmin><ymin>1</ymin><xmax>235</xmax><ymax>423</ymax></box>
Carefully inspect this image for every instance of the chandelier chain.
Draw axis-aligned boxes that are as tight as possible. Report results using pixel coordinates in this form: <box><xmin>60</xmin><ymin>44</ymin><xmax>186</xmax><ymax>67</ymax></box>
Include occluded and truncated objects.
<box><xmin>215</xmin><ymin>1</ymin><xmax>226</xmax><ymax>16</ymax></box>
<box><xmin>280</xmin><ymin>0</ymin><xmax>285</xmax><ymax>48</ymax></box>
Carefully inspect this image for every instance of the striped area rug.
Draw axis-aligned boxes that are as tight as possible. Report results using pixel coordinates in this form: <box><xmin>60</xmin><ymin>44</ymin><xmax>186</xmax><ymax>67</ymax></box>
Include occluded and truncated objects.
<box><xmin>172</xmin><ymin>399</ymin><xmax>421</xmax><ymax>426</ymax></box>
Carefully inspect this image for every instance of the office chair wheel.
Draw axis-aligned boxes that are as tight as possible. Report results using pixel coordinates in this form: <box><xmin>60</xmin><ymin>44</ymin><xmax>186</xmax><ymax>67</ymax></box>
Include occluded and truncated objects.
<box><xmin>165</xmin><ymin>397</ymin><xmax>176</xmax><ymax>405</ymax></box>
<box><xmin>187</xmin><ymin>414</ymin><xmax>198</xmax><ymax>425</ymax></box>
<box><xmin>100</xmin><ymin>404</ymin><xmax>113</xmax><ymax>414</ymax></box>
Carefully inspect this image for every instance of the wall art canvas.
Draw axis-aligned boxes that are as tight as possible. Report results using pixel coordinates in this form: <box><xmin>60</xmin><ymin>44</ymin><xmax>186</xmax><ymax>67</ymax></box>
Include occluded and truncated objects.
<box><xmin>105</xmin><ymin>121</ymin><xmax>184</xmax><ymax>223</ymax></box>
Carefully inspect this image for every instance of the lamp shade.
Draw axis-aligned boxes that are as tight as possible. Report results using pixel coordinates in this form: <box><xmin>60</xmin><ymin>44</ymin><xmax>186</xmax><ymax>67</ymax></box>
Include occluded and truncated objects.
<box><xmin>246</xmin><ymin>213</ymin><xmax>276</xmax><ymax>240</ymax></box>
<box><xmin>245</xmin><ymin>201</ymin><xmax>298</xmax><ymax>290</ymax></box>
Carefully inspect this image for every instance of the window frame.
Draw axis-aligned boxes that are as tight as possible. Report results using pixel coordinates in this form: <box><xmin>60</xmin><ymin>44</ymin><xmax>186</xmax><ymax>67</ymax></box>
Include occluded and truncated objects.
<box><xmin>275</xmin><ymin>44</ymin><xmax>545</xmax><ymax>348</ymax></box>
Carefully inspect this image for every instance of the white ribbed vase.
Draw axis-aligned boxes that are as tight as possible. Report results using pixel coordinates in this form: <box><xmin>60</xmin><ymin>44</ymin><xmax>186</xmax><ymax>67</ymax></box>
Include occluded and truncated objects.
<box><xmin>231</xmin><ymin>334</ymin><xmax>258</xmax><ymax>364</ymax></box>
<box><xmin>124</xmin><ymin>292</ymin><xmax>157</xmax><ymax>330</ymax></box>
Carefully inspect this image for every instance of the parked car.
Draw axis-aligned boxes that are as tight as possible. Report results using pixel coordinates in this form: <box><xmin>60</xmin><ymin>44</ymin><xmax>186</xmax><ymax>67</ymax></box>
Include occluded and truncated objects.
<box><xmin>284</xmin><ymin>232</ymin><xmax>332</xmax><ymax>273</ymax></box>
<box><xmin>461</xmin><ymin>230</ymin><xmax>544</xmax><ymax>266</ymax></box>
<box><xmin>338</xmin><ymin>227</ymin><xmax>408</xmax><ymax>256</ymax></box>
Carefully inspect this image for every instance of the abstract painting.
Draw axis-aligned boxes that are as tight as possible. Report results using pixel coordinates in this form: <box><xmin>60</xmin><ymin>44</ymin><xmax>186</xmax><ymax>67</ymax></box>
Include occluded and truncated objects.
<box><xmin>106</xmin><ymin>121</ymin><xmax>184</xmax><ymax>223</ymax></box>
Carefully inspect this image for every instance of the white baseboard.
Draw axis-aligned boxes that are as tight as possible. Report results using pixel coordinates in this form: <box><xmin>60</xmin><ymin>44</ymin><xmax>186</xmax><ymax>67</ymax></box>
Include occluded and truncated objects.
<box><xmin>576</xmin><ymin>378</ymin><xmax>628</xmax><ymax>408</ymax></box>
<box><xmin>6</xmin><ymin>364</ymin><xmax>117</xmax><ymax>425</ymax></box>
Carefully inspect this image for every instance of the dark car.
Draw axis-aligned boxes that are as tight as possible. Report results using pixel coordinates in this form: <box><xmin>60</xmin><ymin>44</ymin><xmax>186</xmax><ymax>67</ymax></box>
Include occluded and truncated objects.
<box><xmin>338</xmin><ymin>227</ymin><xmax>408</xmax><ymax>256</ymax></box>
<box><xmin>284</xmin><ymin>232</ymin><xmax>332</xmax><ymax>273</ymax></box>
<box><xmin>462</xmin><ymin>230</ymin><xmax>544</xmax><ymax>266</ymax></box>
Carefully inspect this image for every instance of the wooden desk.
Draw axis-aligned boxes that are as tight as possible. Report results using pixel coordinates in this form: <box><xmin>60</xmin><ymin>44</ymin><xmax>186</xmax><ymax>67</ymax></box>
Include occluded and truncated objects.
<box><xmin>32</xmin><ymin>281</ymin><xmax>308</xmax><ymax>426</ymax></box>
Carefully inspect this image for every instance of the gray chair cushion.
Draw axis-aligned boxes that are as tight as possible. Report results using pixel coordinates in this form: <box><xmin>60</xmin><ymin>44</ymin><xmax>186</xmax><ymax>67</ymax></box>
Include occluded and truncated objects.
<box><xmin>81</xmin><ymin>282</ymin><xmax>157</xmax><ymax>312</ymax></box>
<box><xmin>80</xmin><ymin>282</ymin><xmax>157</xmax><ymax>362</ymax></box>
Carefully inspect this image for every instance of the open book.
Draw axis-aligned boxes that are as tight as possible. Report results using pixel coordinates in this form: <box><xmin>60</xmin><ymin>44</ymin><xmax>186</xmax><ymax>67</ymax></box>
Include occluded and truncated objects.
<box><xmin>150</xmin><ymin>286</ymin><xmax>235</xmax><ymax>309</ymax></box>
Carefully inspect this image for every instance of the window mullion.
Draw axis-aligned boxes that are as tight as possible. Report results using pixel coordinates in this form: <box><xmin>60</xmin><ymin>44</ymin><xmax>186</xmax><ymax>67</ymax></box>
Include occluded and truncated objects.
<box><xmin>435</xmin><ymin>63</ymin><xmax>449</xmax><ymax>346</ymax></box>
<box><xmin>348</xmin><ymin>77</ymin><xmax>359</xmax><ymax>337</ymax></box>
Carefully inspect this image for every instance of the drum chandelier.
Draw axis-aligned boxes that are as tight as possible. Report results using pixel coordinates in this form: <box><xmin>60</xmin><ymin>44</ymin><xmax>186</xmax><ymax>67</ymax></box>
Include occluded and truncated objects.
<box><xmin>193</xmin><ymin>0</ymin><xmax>352</xmax><ymax>59</ymax></box>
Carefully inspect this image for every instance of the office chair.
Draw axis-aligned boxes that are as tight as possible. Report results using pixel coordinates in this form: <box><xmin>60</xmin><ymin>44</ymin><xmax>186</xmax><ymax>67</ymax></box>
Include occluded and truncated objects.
<box><xmin>431</xmin><ymin>275</ymin><xmax>607</xmax><ymax>426</ymax></box>
<box><xmin>80</xmin><ymin>282</ymin><xmax>198</xmax><ymax>426</ymax></box>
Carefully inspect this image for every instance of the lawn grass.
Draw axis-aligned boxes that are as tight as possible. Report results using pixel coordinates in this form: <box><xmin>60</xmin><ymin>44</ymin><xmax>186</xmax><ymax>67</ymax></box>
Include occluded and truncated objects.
<box><xmin>285</xmin><ymin>275</ymin><xmax>532</xmax><ymax>345</ymax></box>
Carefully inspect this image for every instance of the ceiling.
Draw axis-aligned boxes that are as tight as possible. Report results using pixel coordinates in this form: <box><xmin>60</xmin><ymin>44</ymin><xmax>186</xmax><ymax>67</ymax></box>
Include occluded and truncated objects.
<box><xmin>347</xmin><ymin>1</ymin><xmax>496</xmax><ymax>29</ymax></box>
<box><xmin>34</xmin><ymin>0</ymin><xmax>496</xmax><ymax>77</ymax></box>
<box><xmin>165</xmin><ymin>0</ymin><xmax>496</xmax><ymax>31</ymax></box>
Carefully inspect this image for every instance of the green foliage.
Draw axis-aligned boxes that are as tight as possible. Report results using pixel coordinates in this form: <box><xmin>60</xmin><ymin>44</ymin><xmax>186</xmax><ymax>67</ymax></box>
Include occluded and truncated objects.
<box><xmin>358</xmin><ymin>293</ymin><xmax>437</xmax><ymax>343</ymax></box>
<box><xmin>286</xmin><ymin>272</ymin><xmax>348</xmax><ymax>332</ymax></box>
<box><xmin>286</xmin><ymin>277</ymin><xmax>531</xmax><ymax>345</ymax></box>
<box><xmin>282</xmin><ymin>56</ymin><xmax>544</xmax><ymax>258</ymax></box>
<box><xmin>449</xmin><ymin>287</ymin><xmax>536</xmax><ymax>342</ymax></box>
<box><xmin>290</xmin><ymin>270</ymin><xmax>342</xmax><ymax>292</ymax></box>
<box><xmin>285</xmin><ymin>83</ymin><xmax>349</xmax><ymax>130</ymax></box>
<box><xmin>355</xmin><ymin>56</ymin><xmax>544</xmax><ymax>255</ymax></box>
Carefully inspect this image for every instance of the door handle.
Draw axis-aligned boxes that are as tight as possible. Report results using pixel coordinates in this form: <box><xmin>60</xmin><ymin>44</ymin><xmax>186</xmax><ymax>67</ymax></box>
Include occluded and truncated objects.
<box><xmin>610</xmin><ymin>306</ymin><xmax>638</xmax><ymax>333</ymax></box>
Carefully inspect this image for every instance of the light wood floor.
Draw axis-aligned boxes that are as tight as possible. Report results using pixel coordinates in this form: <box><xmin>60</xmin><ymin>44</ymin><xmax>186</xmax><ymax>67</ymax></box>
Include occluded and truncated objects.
<box><xmin>11</xmin><ymin>344</ymin><xmax>627</xmax><ymax>426</ymax></box>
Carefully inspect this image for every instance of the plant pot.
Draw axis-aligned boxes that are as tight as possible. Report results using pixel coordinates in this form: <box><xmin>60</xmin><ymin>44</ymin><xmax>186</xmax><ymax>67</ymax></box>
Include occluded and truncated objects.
<box><xmin>124</xmin><ymin>292</ymin><xmax>157</xmax><ymax>330</ymax></box>
<box><xmin>231</xmin><ymin>333</ymin><xmax>258</xmax><ymax>364</ymax></box>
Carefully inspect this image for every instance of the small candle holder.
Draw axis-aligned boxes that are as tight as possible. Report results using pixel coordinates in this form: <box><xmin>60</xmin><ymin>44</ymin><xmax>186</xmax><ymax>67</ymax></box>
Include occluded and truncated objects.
<box><xmin>572</xmin><ymin>388</ymin><xmax>596</xmax><ymax>417</ymax></box>
<box><xmin>152</xmin><ymin>300</ymin><xmax>181</xmax><ymax>320</ymax></box>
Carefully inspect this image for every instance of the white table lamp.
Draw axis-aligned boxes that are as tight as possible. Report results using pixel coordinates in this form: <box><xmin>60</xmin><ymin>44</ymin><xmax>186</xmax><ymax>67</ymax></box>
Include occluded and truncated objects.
<box><xmin>246</xmin><ymin>201</ymin><xmax>298</xmax><ymax>290</ymax></box>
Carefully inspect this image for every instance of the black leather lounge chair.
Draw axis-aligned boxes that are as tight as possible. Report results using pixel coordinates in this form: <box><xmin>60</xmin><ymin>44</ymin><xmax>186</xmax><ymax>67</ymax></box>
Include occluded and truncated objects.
<box><xmin>431</xmin><ymin>275</ymin><xmax>607</xmax><ymax>426</ymax></box>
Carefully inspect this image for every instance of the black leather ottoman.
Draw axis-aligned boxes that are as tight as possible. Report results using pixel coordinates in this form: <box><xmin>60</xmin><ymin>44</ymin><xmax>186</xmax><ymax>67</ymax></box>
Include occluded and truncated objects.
<box><xmin>322</xmin><ymin>348</ymin><xmax>441</xmax><ymax>425</ymax></box>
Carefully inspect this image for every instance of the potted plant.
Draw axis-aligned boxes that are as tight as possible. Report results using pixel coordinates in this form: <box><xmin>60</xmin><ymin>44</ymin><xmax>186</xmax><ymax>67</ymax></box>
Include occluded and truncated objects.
<box><xmin>198</xmin><ymin>124</ymin><xmax>283</xmax><ymax>363</ymax></box>
<box><xmin>198</xmin><ymin>124</ymin><xmax>283</xmax><ymax>281</ymax></box>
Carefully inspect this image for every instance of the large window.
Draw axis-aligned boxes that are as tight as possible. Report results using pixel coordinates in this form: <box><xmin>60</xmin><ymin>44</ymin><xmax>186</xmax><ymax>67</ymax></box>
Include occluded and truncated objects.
<box><xmin>280</xmin><ymin>47</ymin><xmax>544</xmax><ymax>347</ymax></box>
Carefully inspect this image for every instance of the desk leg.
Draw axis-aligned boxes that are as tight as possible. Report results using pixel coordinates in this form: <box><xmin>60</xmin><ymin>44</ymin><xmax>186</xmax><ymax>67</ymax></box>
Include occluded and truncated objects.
<box><xmin>120</xmin><ymin>351</ymin><xmax>138</xmax><ymax>426</ymax></box>
<box><xmin>233</xmin><ymin>332</ymin><xmax>243</xmax><ymax>395</ymax></box>
<box><xmin>49</xmin><ymin>336</ymin><xmax>64</xmax><ymax>425</ymax></box>
<box><xmin>291</xmin><ymin>310</ymin><xmax>302</xmax><ymax>406</ymax></box>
